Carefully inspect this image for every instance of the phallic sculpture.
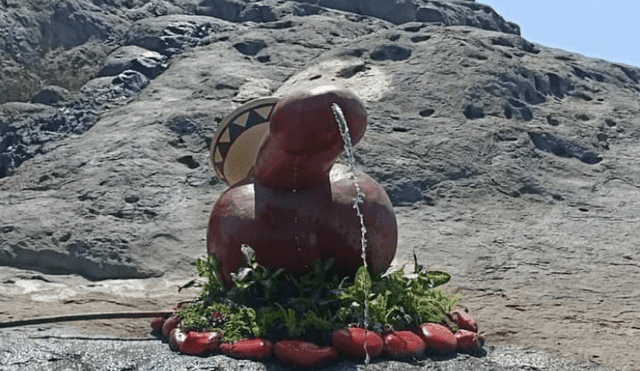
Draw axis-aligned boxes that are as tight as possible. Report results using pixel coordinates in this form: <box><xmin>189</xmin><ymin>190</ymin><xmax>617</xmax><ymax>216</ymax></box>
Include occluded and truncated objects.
<box><xmin>207</xmin><ymin>85</ymin><xmax>397</xmax><ymax>285</ymax></box>
<box><xmin>148</xmin><ymin>86</ymin><xmax>482</xmax><ymax>365</ymax></box>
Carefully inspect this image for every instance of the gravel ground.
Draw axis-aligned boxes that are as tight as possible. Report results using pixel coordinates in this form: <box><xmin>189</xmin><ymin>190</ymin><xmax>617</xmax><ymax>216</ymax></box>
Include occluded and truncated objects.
<box><xmin>0</xmin><ymin>326</ymin><xmax>614</xmax><ymax>371</ymax></box>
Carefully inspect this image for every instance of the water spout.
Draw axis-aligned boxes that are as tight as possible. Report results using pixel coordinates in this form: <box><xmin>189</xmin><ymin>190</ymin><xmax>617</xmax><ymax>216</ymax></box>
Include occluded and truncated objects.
<box><xmin>331</xmin><ymin>103</ymin><xmax>368</xmax><ymax>268</ymax></box>
<box><xmin>332</xmin><ymin>102</ymin><xmax>371</xmax><ymax>365</ymax></box>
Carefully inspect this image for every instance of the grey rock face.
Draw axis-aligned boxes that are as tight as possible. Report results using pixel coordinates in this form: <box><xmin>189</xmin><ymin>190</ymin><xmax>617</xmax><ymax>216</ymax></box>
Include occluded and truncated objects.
<box><xmin>0</xmin><ymin>67</ymin><xmax>152</xmax><ymax>178</ymax></box>
<box><xmin>196</xmin><ymin>0</ymin><xmax>259</xmax><ymax>21</ymax></box>
<box><xmin>528</xmin><ymin>131</ymin><xmax>602</xmax><ymax>165</ymax></box>
<box><xmin>124</xmin><ymin>15</ymin><xmax>236</xmax><ymax>56</ymax></box>
<box><xmin>0</xmin><ymin>0</ymin><xmax>127</xmax><ymax>65</ymax></box>
<box><xmin>288</xmin><ymin>0</ymin><xmax>519</xmax><ymax>32</ymax></box>
<box><xmin>30</xmin><ymin>86</ymin><xmax>71</xmax><ymax>106</ymax></box>
<box><xmin>351</xmin><ymin>24</ymin><xmax>639</xmax><ymax>206</ymax></box>
<box><xmin>1</xmin><ymin>237</ymin><xmax>160</xmax><ymax>280</ymax></box>
<box><xmin>195</xmin><ymin>0</ymin><xmax>323</xmax><ymax>22</ymax></box>
<box><xmin>0</xmin><ymin>54</ymin><xmax>41</xmax><ymax>103</ymax></box>
<box><xmin>0</xmin><ymin>100</ymin><xmax>99</xmax><ymax>178</ymax></box>
<box><xmin>370</xmin><ymin>44</ymin><xmax>413</xmax><ymax>61</ymax></box>
<box><xmin>40</xmin><ymin>1</ymin><xmax>121</xmax><ymax>50</ymax></box>
<box><xmin>98</xmin><ymin>46</ymin><xmax>168</xmax><ymax>78</ymax></box>
<box><xmin>0</xmin><ymin>0</ymin><xmax>179</xmax><ymax>104</ymax></box>
<box><xmin>0</xmin><ymin>0</ymin><xmax>518</xmax><ymax>105</ymax></box>
<box><xmin>0</xmin><ymin>0</ymin><xmax>636</xmax><ymax>289</ymax></box>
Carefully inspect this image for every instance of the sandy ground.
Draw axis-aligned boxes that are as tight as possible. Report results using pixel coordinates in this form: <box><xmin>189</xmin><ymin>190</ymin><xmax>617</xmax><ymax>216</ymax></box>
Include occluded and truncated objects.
<box><xmin>457</xmin><ymin>288</ymin><xmax>640</xmax><ymax>370</ymax></box>
<box><xmin>0</xmin><ymin>272</ymin><xmax>200</xmax><ymax>338</ymax></box>
<box><xmin>1</xmin><ymin>270</ymin><xmax>637</xmax><ymax>371</ymax></box>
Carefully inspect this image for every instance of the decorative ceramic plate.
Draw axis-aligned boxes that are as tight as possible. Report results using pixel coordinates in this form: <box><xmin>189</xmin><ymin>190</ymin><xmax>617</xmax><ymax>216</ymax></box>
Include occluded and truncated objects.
<box><xmin>211</xmin><ymin>97</ymin><xmax>279</xmax><ymax>186</ymax></box>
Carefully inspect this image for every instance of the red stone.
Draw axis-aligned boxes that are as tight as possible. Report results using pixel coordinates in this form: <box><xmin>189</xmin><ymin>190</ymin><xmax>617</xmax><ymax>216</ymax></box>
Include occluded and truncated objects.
<box><xmin>449</xmin><ymin>309</ymin><xmax>478</xmax><ymax>333</ymax></box>
<box><xmin>169</xmin><ymin>328</ymin><xmax>186</xmax><ymax>352</ymax></box>
<box><xmin>455</xmin><ymin>329</ymin><xmax>485</xmax><ymax>353</ymax></box>
<box><xmin>150</xmin><ymin>317</ymin><xmax>165</xmax><ymax>332</ymax></box>
<box><xmin>332</xmin><ymin>327</ymin><xmax>384</xmax><ymax>358</ymax></box>
<box><xmin>415</xmin><ymin>323</ymin><xmax>457</xmax><ymax>354</ymax></box>
<box><xmin>383</xmin><ymin>330</ymin><xmax>426</xmax><ymax>357</ymax></box>
<box><xmin>220</xmin><ymin>338</ymin><xmax>273</xmax><ymax>360</ymax></box>
<box><xmin>162</xmin><ymin>315</ymin><xmax>181</xmax><ymax>338</ymax></box>
<box><xmin>274</xmin><ymin>339</ymin><xmax>338</xmax><ymax>367</ymax></box>
<box><xmin>179</xmin><ymin>331</ymin><xmax>221</xmax><ymax>356</ymax></box>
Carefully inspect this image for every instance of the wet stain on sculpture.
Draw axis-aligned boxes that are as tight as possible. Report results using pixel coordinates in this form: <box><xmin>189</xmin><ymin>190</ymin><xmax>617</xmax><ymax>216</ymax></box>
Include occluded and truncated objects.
<box><xmin>207</xmin><ymin>85</ymin><xmax>398</xmax><ymax>285</ymax></box>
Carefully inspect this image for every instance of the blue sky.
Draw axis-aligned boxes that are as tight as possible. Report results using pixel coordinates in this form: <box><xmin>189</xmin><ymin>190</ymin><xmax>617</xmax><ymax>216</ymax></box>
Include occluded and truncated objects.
<box><xmin>480</xmin><ymin>1</ymin><xmax>640</xmax><ymax>68</ymax></box>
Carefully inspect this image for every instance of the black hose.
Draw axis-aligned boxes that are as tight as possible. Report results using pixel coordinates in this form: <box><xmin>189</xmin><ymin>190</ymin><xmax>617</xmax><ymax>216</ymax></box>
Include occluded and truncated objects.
<box><xmin>0</xmin><ymin>310</ymin><xmax>174</xmax><ymax>329</ymax></box>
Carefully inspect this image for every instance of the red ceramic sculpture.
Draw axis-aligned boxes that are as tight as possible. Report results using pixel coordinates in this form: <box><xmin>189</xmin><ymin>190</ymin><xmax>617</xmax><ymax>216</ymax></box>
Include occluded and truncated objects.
<box><xmin>207</xmin><ymin>85</ymin><xmax>397</xmax><ymax>285</ymax></box>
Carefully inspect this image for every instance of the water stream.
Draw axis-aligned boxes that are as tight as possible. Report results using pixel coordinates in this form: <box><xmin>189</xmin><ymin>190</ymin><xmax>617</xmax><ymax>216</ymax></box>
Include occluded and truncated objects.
<box><xmin>331</xmin><ymin>103</ymin><xmax>371</xmax><ymax>364</ymax></box>
<box><xmin>331</xmin><ymin>103</ymin><xmax>368</xmax><ymax>267</ymax></box>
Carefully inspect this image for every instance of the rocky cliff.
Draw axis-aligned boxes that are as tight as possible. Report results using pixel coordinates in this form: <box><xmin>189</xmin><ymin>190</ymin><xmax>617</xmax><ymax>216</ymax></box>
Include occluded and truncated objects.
<box><xmin>1</xmin><ymin>1</ymin><xmax>640</xmax><ymax>370</ymax></box>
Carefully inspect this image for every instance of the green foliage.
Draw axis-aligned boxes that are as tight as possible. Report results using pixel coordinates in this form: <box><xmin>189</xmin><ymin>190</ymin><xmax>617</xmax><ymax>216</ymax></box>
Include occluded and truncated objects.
<box><xmin>279</xmin><ymin>305</ymin><xmax>302</xmax><ymax>338</ymax></box>
<box><xmin>194</xmin><ymin>255</ymin><xmax>225</xmax><ymax>298</ymax></box>
<box><xmin>179</xmin><ymin>301</ymin><xmax>259</xmax><ymax>342</ymax></box>
<box><xmin>178</xmin><ymin>247</ymin><xmax>459</xmax><ymax>342</ymax></box>
<box><xmin>336</xmin><ymin>265</ymin><xmax>458</xmax><ymax>330</ymax></box>
<box><xmin>255</xmin><ymin>306</ymin><xmax>282</xmax><ymax>338</ymax></box>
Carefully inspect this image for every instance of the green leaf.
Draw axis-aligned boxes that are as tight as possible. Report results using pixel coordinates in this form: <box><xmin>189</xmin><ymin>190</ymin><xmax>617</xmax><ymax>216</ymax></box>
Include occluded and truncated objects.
<box><xmin>354</xmin><ymin>265</ymin><xmax>372</xmax><ymax>293</ymax></box>
<box><xmin>241</xmin><ymin>244</ymin><xmax>256</xmax><ymax>267</ymax></box>
<box><xmin>255</xmin><ymin>306</ymin><xmax>281</xmax><ymax>337</ymax></box>
<box><xmin>301</xmin><ymin>310</ymin><xmax>332</xmax><ymax>331</ymax></box>
<box><xmin>276</xmin><ymin>304</ymin><xmax>302</xmax><ymax>338</ymax></box>
<box><xmin>419</xmin><ymin>271</ymin><xmax>451</xmax><ymax>288</ymax></box>
<box><xmin>413</xmin><ymin>250</ymin><xmax>424</xmax><ymax>274</ymax></box>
